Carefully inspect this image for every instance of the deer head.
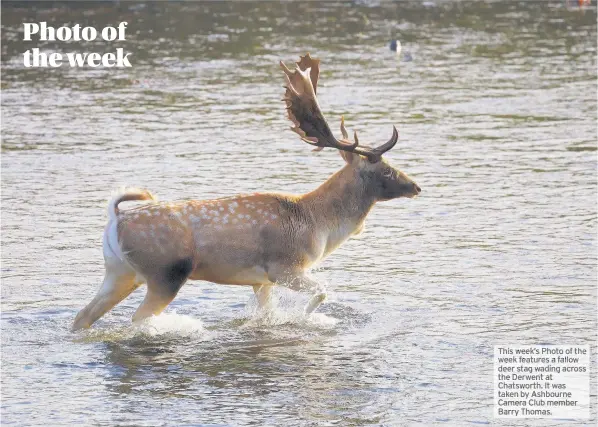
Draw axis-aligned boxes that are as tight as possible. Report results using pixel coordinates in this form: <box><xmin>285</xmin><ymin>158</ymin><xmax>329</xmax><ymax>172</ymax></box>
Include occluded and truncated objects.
<box><xmin>280</xmin><ymin>53</ymin><xmax>421</xmax><ymax>200</ymax></box>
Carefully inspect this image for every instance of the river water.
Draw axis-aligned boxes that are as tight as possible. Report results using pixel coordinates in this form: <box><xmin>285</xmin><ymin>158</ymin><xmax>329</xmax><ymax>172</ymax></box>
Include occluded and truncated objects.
<box><xmin>1</xmin><ymin>1</ymin><xmax>596</xmax><ymax>426</ymax></box>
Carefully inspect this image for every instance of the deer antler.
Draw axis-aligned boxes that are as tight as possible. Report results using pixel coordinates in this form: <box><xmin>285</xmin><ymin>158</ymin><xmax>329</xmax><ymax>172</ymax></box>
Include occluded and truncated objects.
<box><xmin>280</xmin><ymin>53</ymin><xmax>398</xmax><ymax>163</ymax></box>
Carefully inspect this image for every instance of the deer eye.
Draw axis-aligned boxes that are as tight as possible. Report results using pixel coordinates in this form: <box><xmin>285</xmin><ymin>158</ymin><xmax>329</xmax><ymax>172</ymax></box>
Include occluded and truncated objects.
<box><xmin>383</xmin><ymin>168</ymin><xmax>393</xmax><ymax>178</ymax></box>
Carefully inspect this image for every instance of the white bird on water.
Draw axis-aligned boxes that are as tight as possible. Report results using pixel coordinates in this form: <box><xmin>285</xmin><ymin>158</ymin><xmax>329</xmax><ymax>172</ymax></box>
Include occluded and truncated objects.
<box><xmin>390</xmin><ymin>39</ymin><xmax>413</xmax><ymax>62</ymax></box>
<box><xmin>390</xmin><ymin>39</ymin><xmax>402</xmax><ymax>56</ymax></box>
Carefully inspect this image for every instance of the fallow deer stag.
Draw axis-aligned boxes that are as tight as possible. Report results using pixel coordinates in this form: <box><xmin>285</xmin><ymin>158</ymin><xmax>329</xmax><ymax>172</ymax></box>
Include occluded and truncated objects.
<box><xmin>72</xmin><ymin>53</ymin><xmax>421</xmax><ymax>331</ymax></box>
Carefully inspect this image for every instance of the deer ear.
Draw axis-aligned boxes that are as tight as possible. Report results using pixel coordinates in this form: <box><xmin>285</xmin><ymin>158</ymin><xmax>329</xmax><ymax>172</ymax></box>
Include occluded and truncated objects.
<box><xmin>339</xmin><ymin>150</ymin><xmax>359</xmax><ymax>164</ymax></box>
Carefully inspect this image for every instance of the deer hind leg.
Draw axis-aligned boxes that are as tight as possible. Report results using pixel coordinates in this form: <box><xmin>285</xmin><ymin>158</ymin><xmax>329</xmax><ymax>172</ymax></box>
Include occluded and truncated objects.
<box><xmin>132</xmin><ymin>257</ymin><xmax>193</xmax><ymax>323</ymax></box>
<box><xmin>72</xmin><ymin>262</ymin><xmax>141</xmax><ymax>331</ymax></box>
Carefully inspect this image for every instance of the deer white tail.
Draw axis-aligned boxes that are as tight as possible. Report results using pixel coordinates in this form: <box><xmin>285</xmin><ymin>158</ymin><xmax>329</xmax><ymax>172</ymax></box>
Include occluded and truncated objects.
<box><xmin>104</xmin><ymin>188</ymin><xmax>155</xmax><ymax>262</ymax></box>
<box><xmin>108</xmin><ymin>187</ymin><xmax>155</xmax><ymax>222</ymax></box>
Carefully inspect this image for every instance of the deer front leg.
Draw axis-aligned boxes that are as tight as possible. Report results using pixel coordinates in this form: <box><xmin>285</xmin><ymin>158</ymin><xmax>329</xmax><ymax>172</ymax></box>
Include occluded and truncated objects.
<box><xmin>269</xmin><ymin>269</ymin><xmax>327</xmax><ymax>315</ymax></box>
<box><xmin>252</xmin><ymin>284</ymin><xmax>274</xmax><ymax>310</ymax></box>
<box><xmin>305</xmin><ymin>289</ymin><xmax>327</xmax><ymax>315</ymax></box>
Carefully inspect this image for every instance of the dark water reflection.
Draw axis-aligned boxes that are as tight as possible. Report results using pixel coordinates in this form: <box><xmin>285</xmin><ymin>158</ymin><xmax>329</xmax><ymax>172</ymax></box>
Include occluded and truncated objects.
<box><xmin>1</xmin><ymin>1</ymin><xmax>596</xmax><ymax>426</ymax></box>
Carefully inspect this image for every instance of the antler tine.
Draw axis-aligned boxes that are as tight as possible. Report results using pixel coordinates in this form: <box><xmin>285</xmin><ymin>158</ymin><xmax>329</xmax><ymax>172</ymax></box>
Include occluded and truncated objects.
<box><xmin>340</xmin><ymin>116</ymin><xmax>349</xmax><ymax>139</ymax></box>
<box><xmin>280</xmin><ymin>60</ymin><xmax>294</xmax><ymax>79</ymax></box>
<box><xmin>369</xmin><ymin>125</ymin><xmax>399</xmax><ymax>157</ymax></box>
<box><xmin>339</xmin><ymin>117</ymin><xmax>359</xmax><ymax>149</ymax></box>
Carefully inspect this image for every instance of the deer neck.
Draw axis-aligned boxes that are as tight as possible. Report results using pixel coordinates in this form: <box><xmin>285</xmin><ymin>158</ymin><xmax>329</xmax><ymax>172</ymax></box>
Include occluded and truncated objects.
<box><xmin>299</xmin><ymin>165</ymin><xmax>376</xmax><ymax>254</ymax></box>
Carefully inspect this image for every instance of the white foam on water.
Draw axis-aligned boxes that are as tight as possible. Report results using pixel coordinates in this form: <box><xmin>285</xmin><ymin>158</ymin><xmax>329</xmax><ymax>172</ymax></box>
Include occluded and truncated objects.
<box><xmin>241</xmin><ymin>309</ymin><xmax>338</xmax><ymax>331</ymax></box>
<box><xmin>131</xmin><ymin>311</ymin><xmax>209</xmax><ymax>339</ymax></box>
<box><xmin>306</xmin><ymin>312</ymin><xmax>338</xmax><ymax>327</ymax></box>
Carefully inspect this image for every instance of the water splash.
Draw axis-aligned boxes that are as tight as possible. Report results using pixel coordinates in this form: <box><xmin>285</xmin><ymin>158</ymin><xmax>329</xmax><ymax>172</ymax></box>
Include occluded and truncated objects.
<box><xmin>76</xmin><ymin>311</ymin><xmax>210</xmax><ymax>343</ymax></box>
<box><xmin>241</xmin><ymin>287</ymin><xmax>338</xmax><ymax>330</ymax></box>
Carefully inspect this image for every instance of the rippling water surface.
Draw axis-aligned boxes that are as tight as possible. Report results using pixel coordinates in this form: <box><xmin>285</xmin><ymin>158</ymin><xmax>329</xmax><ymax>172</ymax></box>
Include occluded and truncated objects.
<box><xmin>1</xmin><ymin>1</ymin><xmax>596</xmax><ymax>425</ymax></box>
